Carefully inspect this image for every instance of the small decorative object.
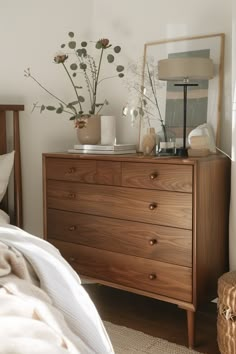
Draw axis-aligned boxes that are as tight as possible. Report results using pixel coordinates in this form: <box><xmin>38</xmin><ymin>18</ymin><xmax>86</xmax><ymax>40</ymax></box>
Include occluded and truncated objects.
<box><xmin>141</xmin><ymin>127</ymin><xmax>156</xmax><ymax>155</ymax></box>
<box><xmin>156</xmin><ymin>127</ymin><xmax>176</xmax><ymax>156</ymax></box>
<box><xmin>100</xmin><ymin>116</ymin><xmax>116</xmax><ymax>145</ymax></box>
<box><xmin>188</xmin><ymin>123</ymin><xmax>216</xmax><ymax>153</ymax></box>
<box><xmin>24</xmin><ymin>32</ymin><xmax>125</xmax><ymax>144</ymax></box>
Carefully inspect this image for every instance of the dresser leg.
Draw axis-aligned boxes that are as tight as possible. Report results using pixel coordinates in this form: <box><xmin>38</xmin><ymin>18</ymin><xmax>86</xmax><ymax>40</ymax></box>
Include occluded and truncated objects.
<box><xmin>186</xmin><ymin>310</ymin><xmax>195</xmax><ymax>349</ymax></box>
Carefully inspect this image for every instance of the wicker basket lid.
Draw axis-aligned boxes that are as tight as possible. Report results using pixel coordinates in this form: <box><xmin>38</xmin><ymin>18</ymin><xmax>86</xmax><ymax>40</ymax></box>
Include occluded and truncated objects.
<box><xmin>218</xmin><ymin>271</ymin><xmax>236</xmax><ymax>313</ymax></box>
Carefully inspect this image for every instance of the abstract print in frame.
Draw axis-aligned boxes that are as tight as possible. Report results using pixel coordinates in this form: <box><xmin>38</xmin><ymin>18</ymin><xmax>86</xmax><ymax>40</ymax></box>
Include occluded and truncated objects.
<box><xmin>139</xmin><ymin>33</ymin><xmax>224</xmax><ymax>149</ymax></box>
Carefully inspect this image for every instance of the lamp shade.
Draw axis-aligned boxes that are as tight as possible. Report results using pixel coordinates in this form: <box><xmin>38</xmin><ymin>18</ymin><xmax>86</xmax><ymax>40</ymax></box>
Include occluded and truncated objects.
<box><xmin>158</xmin><ymin>57</ymin><xmax>214</xmax><ymax>81</ymax></box>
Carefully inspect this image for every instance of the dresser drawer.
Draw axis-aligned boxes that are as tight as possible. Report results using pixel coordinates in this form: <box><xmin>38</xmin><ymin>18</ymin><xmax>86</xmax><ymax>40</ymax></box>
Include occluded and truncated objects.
<box><xmin>47</xmin><ymin>181</ymin><xmax>192</xmax><ymax>229</ymax></box>
<box><xmin>122</xmin><ymin>162</ymin><xmax>192</xmax><ymax>192</ymax></box>
<box><xmin>96</xmin><ymin>161</ymin><xmax>121</xmax><ymax>185</ymax></box>
<box><xmin>50</xmin><ymin>240</ymin><xmax>192</xmax><ymax>302</ymax></box>
<box><xmin>47</xmin><ymin>209</ymin><xmax>192</xmax><ymax>267</ymax></box>
<box><xmin>45</xmin><ymin>157</ymin><xmax>96</xmax><ymax>183</ymax></box>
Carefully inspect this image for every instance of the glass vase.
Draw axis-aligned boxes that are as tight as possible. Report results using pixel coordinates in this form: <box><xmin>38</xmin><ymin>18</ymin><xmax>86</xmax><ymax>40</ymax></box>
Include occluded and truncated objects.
<box><xmin>156</xmin><ymin>126</ymin><xmax>176</xmax><ymax>156</ymax></box>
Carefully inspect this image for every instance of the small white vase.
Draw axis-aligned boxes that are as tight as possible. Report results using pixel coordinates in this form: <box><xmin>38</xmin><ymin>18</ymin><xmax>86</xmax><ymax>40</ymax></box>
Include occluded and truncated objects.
<box><xmin>101</xmin><ymin>116</ymin><xmax>116</xmax><ymax>145</ymax></box>
<box><xmin>76</xmin><ymin>115</ymin><xmax>101</xmax><ymax>145</ymax></box>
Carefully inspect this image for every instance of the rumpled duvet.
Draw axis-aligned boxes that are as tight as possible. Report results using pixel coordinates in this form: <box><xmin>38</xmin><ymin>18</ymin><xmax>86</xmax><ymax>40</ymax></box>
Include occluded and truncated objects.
<box><xmin>0</xmin><ymin>225</ymin><xmax>114</xmax><ymax>354</ymax></box>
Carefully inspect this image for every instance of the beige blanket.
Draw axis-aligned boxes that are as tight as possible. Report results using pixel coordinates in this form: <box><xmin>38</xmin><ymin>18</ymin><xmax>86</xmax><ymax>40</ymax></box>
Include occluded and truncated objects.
<box><xmin>0</xmin><ymin>241</ymin><xmax>92</xmax><ymax>354</ymax></box>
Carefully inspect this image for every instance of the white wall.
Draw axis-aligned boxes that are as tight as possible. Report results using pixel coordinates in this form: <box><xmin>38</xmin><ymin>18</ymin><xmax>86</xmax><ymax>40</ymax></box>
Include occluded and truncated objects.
<box><xmin>229</xmin><ymin>1</ymin><xmax>236</xmax><ymax>269</ymax></box>
<box><xmin>93</xmin><ymin>0</ymin><xmax>232</xmax><ymax>150</ymax></box>
<box><xmin>0</xmin><ymin>0</ymin><xmax>232</xmax><ymax>237</ymax></box>
<box><xmin>0</xmin><ymin>0</ymin><xmax>94</xmax><ymax>235</ymax></box>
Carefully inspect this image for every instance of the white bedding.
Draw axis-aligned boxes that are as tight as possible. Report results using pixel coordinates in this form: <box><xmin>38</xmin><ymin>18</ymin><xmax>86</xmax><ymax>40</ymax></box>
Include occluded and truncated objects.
<box><xmin>0</xmin><ymin>224</ymin><xmax>114</xmax><ymax>354</ymax></box>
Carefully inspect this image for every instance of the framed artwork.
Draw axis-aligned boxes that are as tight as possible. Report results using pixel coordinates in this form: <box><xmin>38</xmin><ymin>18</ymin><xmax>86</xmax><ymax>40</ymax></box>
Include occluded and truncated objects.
<box><xmin>139</xmin><ymin>33</ymin><xmax>225</xmax><ymax>149</ymax></box>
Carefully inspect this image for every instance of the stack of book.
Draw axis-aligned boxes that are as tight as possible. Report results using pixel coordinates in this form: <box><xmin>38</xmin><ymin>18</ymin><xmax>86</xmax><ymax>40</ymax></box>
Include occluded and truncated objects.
<box><xmin>68</xmin><ymin>144</ymin><xmax>137</xmax><ymax>154</ymax></box>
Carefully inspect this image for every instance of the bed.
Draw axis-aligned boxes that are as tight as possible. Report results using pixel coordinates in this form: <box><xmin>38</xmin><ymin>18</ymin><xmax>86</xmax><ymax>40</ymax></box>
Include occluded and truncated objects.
<box><xmin>0</xmin><ymin>105</ymin><xmax>114</xmax><ymax>354</ymax></box>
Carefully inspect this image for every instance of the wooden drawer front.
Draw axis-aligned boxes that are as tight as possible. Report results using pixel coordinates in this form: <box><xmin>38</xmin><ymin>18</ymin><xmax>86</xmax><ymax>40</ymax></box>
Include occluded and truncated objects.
<box><xmin>47</xmin><ymin>209</ymin><xmax>192</xmax><ymax>267</ymax></box>
<box><xmin>122</xmin><ymin>162</ymin><xmax>192</xmax><ymax>193</ymax></box>
<box><xmin>50</xmin><ymin>240</ymin><xmax>192</xmax><ymax>302</ymax></box>
<box><xmin>96</xmin><ymin>161</ymin><xmax>121</xmax><ymax>186</ymax></box>
<box><xmin>47</xmin><ymin>181</ymin><xmax>192</xmax><ymax>229</ymax></box>
<box><xmin>45</xmin><ymin>157</ymin><xmax>96</xmax><ymax>183</ymax></box>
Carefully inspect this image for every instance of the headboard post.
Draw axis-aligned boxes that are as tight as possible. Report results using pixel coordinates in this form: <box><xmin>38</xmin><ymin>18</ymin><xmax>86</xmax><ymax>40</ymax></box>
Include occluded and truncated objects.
<box><xmin>0</xmin><ymin>111</ymin><xmax>8</xmax><ymax>212</ymax></box>
<box><xmin>13</xmin><ymin>110</ymin><xmax>23</xmax><ymax>228</ymax></box>
<box><xmin>0</xmin><ymin>105</ymin><xmax>24</xmax><ymax>227</ymax></box>
<box><xmin>0</xmin><ymin>110</ymin><xmax>7</xmax><ymax>154</ymax></box>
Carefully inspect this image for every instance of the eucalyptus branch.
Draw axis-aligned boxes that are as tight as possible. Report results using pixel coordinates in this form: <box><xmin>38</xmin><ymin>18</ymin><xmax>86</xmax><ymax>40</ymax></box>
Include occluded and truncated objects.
<box><xmin>33</xmin><ymin>103</ymin><xmax>75</xmax><ymax>116</ymax></box>
<box><xmin>62</xmin><ymin>63</ymin><xmax>82</xmax><ymax>112</ymax></box>
<box><xmin>24</xmin><ymin>69</ymin><xmax>68</xmax><ymax>107</ymax></box>
<box><xmin>25</xmin><ymin>34</ymin><xmax>125</xmax><ymax>122</ymax></box>
<box><xmin>64</xmin><ymin>108</ymin><xmax>77</xmax><ymax>115</ymax></box>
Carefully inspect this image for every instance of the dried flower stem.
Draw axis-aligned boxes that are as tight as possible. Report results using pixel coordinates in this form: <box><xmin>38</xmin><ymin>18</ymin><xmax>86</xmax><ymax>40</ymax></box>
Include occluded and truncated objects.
<box><xmin>146</xmin><ymin>63</ymin><xmax>167</xmax><ymax>140</ymax></box>
<box><xmin>62</xmin><ymin>63</ymin><xmax>82</xmax><ymax>112</ymax></box>
<box><xmin>92</xmin><ymin>48</ymin><xmax>104</xmax><ymax>114</ymax></box>
<box><xmin>25</xmin><ymin>69</ymin><xmax>68</xmax><ymax>108</ymax></box>
<box><xmin>25</xmin><ymin>34</ymin><xmax>124</xmax><ymax>122</ymax></box>
<box><xmin>77</xmin><ymin>53</ymin><xmax>94</xmax><ymax>106</ymax></box>
<box><xmin>98</xmin><ymin>75</ymin><xmax>120</xmax><ymax>84</ymax></box>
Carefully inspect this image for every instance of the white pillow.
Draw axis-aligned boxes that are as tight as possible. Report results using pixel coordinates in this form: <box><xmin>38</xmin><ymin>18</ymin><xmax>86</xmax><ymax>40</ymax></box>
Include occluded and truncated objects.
<box><xmin>0</xmin><ymin>209</ymin><xmax>10</xmax><ymax>224</ymax></box>
<box><xmin>0</xmin><ymin>151</ymin><xmax>15</xmax><ymax>202</ymax></box>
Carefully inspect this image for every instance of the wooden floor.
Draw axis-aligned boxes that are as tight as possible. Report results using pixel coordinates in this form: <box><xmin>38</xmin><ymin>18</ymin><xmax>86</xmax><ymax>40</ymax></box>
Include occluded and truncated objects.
<box><xmin>85</xmin><ymin>283</ymin><xmax>219</xmax><ymax>354</ymax></box>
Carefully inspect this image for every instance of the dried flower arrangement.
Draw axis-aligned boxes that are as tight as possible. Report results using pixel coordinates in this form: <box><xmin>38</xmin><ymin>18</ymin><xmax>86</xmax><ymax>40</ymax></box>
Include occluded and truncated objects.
<box><xmin>25</xmin><ymin>32</ymin><xmax>125</xmax><ymax>128</ymax></box>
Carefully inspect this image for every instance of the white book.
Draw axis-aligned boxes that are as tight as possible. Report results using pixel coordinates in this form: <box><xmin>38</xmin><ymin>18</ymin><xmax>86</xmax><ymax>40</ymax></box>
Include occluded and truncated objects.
<box><xmin>73</xmin><ymin>144</ymin><xmax>136</xmax><ymax>151</ymax></box>
<box><xmin>68</xmin><ymin>149</ymin><xmax>137</xmax><ymax>155</ymax></box>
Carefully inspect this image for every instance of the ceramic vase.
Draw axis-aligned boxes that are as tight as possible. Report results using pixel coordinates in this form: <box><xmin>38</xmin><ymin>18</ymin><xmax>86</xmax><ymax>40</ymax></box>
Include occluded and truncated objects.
<box><xmin>141</xmin><ymin>127</ymin><xmax>156</xmax><ymax>155</ymax></box>
<box><xmin>77</xmin><ymin>115</ymin><xmax>101</xmax><ymax>145</ymax></box>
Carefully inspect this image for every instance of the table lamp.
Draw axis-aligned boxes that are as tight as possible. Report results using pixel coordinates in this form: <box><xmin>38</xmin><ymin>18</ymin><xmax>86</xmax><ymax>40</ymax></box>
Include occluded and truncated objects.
<box><xmin>158</xmin><ymin>57</ymin><xmax>214</xmax><ymax>156</ymax></box>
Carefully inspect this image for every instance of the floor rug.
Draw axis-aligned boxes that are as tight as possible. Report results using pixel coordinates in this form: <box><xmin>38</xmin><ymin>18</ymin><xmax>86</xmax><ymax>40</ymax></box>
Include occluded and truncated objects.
<box><xmin>104</xmin><ymin>321</ymin><xmax>202</xmax><ymax>354</ymax></box>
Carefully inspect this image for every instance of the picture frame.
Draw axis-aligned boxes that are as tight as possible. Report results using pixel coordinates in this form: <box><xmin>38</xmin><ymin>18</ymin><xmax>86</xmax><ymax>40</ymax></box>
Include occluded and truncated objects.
<box><xmin>139</xmin><ymin>33</ymin><xmax>225</xmax><ymax>150</ymax></box>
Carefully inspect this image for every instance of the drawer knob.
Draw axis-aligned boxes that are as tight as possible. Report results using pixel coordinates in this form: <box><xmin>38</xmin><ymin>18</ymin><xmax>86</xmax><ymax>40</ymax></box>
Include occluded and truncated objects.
<box><xmin>149</xmin><ymin>172</ymin><xmax>158</xmax><ymax>180</ymax></box>
<box><xmin>149</xmin><ymin>239</ymin><xmax>157</xmax><ymax>246</ymax></box>
<box><xmin>68</xmin><ymin>193</ymin><xmax>76</xmax><ymax>199</ymax></box>
<box><xmin>149</xmin><ymin>203</ymin><xmax>157</xmax><ymax>210</ymax></box>
<box><xmin>68</xmin><ymin>167</ymin><xmax>76</xmax><ymax>174</ymax></box>
<box><xmin>148</xmin><ymin>273</ymin><xmax>156</xmax><ymax>280</ymax></box>
<box><xmin>68</xmin><ymin>225</ymin><xmax>76</xmax><ymax>231</ymax></box>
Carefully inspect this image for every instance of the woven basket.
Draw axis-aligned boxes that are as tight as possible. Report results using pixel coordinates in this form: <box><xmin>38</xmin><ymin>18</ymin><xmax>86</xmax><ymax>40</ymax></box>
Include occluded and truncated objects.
<box><xmin>217</xmin><ymin>271</ymin><xmax>236</xmax><ymax>354</ymax></box>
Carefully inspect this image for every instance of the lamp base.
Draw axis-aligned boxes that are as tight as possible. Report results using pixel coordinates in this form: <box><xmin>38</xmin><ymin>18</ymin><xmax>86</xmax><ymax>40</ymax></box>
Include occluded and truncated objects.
<box><xmin>175</xmin><ymin>147</ymin><xmax>188</xmax><ymax>157</ymax></box>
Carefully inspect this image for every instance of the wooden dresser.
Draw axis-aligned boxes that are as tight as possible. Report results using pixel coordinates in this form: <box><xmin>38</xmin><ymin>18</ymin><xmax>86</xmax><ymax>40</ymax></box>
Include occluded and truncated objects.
<box><xmin>43</xmin><ymin>152</ymin><xmax>230</xmax><ymax>348</ymax></box>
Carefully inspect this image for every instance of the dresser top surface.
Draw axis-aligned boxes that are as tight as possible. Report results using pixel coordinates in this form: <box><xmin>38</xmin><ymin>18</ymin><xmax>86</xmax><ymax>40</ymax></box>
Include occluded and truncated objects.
<box><xmin>42</xmin><ymin>152</ymin><xmax>228</xmax><ymax>166</ymax></box>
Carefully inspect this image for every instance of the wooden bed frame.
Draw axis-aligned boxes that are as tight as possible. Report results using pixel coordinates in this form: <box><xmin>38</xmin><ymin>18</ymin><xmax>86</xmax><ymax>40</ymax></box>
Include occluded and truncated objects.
<box><xmin>0</xmin><ymin>104</ymin><xmax>24</xmax><ymax>228</ymax></box>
